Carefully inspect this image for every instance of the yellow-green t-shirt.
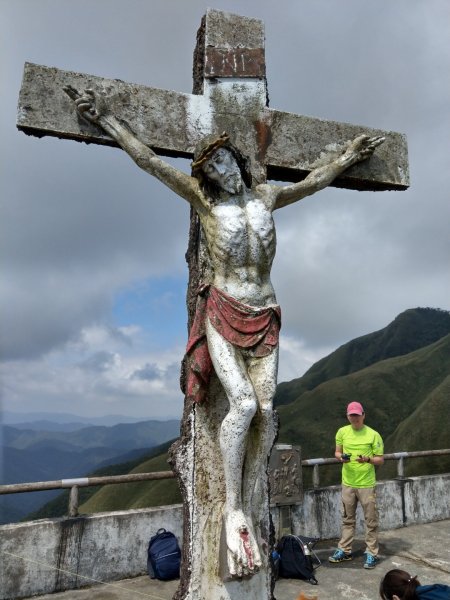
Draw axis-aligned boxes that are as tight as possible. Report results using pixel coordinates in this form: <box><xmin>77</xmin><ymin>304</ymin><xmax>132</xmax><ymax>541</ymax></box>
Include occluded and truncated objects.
<box><xmin>336</xmin><ymin>424</ymin><xmax>384</xmax><ymax>488</ymax></box>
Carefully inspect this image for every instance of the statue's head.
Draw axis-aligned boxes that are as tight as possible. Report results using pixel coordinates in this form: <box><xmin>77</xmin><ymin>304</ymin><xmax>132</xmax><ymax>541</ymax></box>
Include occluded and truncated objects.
<box><xmin>191</xmin><ymin>132</ymin><xmax>252</xmax><ymax>197</ymax></box>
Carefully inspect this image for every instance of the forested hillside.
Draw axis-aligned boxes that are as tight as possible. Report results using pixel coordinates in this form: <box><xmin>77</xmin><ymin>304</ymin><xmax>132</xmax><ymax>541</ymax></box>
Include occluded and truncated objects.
<box><xmin>274</xmin><ymin>307</ymin><xmax>450</xmax><ymax>406</ymax></box>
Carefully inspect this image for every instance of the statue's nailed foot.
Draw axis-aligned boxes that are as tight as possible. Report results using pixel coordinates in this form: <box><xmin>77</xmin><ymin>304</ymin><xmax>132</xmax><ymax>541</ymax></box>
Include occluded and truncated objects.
<box><xmin>224</xmin><ymin>509</ymin><xmax>262</xmax><ymax>578</ymax></box>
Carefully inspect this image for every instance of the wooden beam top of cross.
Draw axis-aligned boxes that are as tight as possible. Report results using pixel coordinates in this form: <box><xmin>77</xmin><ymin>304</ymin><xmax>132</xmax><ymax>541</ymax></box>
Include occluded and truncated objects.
<box><xmin>17</xmin><ymin>8</ymin><xmax>409</xmax><ymax>191</ymax></box>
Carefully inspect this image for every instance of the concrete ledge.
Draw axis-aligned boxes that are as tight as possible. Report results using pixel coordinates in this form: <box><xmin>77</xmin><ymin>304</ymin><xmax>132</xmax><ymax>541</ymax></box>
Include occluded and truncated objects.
<box><xmin>0</xmin><ymin>505</ymin><xmax>183</xmax><ymax>600</ymax></box>
<box><xmin>1</xmin><ymin>474</ymin><xmax>449</xmax><ymax>599</ymax></box>
<box><xmin>289</xmin><ymin>473</ymin><xmax>450</xmax><ymax>539</ymax></box>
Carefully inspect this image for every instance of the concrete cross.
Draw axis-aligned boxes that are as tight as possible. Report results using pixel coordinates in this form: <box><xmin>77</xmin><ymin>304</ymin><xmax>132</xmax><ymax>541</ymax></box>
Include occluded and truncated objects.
<box><xmin>17</xmin><ymin>9</ymin><xmax>409</xmax><ymax>599</ymax></box>
<box><xmin>18</xmin><ymin>9</ymin><xmax>408</xmax><ymax>192</ymax></box>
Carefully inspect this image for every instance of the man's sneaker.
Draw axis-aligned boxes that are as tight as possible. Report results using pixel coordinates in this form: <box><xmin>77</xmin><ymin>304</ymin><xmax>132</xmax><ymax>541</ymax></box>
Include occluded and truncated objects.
<box><xmin>363</xmin><ymin>553</ymin><xmax>378</xmax><ymax>569</ymax></box>
<box><xmin>328</xmin><ymin>549</ymin><xmax>353</xmax><ymax>563</ymax></box>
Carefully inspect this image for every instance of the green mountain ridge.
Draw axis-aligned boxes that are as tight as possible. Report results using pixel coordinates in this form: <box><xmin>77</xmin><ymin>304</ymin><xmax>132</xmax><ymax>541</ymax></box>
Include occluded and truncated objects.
<box><xmin>274</xmin><ymin>307</ymin><xmax>450</xmax><ymax>407</ymax></box>
<box><xmin>79</xmin><ymin>444</ymin><xmax>182</xmax><ymax>514</ymax></box>
<box><xmin>28</xmin><ymin>308</ymin><xmax>450</xmax><ymax>518</ymax></box>
<box><xmin>382</xmin><ymin>372</ymin><xmax>450</xmax><ymax>478</ymax></box>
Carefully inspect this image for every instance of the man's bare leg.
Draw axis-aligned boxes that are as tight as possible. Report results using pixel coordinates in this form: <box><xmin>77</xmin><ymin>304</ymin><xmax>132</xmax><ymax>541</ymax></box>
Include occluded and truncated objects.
<box><xmin>206</xmin><ymin>318</ymin><xmax>262</xmax><ymax>577</ymax></box>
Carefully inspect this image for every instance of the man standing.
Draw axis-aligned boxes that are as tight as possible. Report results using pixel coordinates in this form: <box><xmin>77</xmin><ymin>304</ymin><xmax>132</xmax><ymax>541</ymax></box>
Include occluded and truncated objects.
<box><xmin>329</xmin><ymin>401</ymin><xmax>384</xmax><ymax>569</ymax></box>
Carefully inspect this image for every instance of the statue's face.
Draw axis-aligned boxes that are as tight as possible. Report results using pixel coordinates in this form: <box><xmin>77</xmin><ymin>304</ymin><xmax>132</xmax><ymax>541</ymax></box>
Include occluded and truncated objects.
<box><xmin>202</xmin><ymin>148</ymin><xmax>243</xmax><ymax>194</ymax></box>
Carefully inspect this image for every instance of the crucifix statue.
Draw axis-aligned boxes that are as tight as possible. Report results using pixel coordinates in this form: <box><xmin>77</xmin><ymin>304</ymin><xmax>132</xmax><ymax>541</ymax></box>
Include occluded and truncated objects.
<box><xmin>17</xmin><ymin>9</ymin><xmax>408</xmax><ymax>600</ymax></box>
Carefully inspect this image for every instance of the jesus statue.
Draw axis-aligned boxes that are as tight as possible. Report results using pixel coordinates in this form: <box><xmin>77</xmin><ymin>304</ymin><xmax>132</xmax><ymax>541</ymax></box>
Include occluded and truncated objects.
<box><xmin>70</xmin><ymin>87</ymin><xmax>383</xmax><ymax>578</ymax></box>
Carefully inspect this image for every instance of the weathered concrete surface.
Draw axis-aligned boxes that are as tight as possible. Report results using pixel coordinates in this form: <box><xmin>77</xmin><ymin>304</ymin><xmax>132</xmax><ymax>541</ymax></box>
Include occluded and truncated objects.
<box><xmin>15</xmin><ymin>520</ymin><xmax>450</xmax><ymax>600</ymax></box>
<box><xmin>0</xmin><ymin>505</ymin><xmax>183</xmax><ymax>600</ymax></box>
<box><xmin>289</xmin><ymin>473</ymin><xmax>450</xmax><ymax>541</ymax></box>
<box><xmin>17</xmin><ymin>9</ymin><xmax>408</xmax><ymax>191</ymax></box>
<box><xmin>18</xmin><ymin>62</ymin><xmax>196</xmax><ymax>155</ymax></box>
<box><xmin>1</xmin><ymin>474</ymin><xmax>450</xmax><ymax>600</ymax></box>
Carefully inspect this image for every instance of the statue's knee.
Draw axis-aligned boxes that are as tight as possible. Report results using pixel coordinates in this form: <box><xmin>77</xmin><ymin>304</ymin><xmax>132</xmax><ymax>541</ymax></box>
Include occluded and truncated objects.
<box><xmin>240</xmin><ymin>396</ymin><xmax>258</xmax><ymax>420</ymax></box>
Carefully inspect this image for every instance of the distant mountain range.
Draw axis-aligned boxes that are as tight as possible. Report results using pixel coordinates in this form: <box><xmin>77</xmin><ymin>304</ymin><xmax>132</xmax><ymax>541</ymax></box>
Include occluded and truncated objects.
<box><xmin>28</xmin><ymin>307</ymin><xmax>450</xmax><ymax>518</ymax></box>
<box><xmin>0</xmin><ymin>419</ymin><xmax>180</xmax><ymax>524</ymax></box>
<box><xmin>4</xmin><ymin>419</ymin><xmax>181</xmax><ymax>451</ymax></box>
<box><xmin>2</xmin><ymin>411</ymin><xmax>158</xmax><ymax>428</ymax></box>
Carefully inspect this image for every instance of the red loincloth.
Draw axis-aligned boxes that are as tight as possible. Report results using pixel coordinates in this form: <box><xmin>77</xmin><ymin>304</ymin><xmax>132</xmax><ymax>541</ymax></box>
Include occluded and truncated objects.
<box><xmin>185</xmin><ymin>285</ymin><xmax>281</xmax><ymax>403</ymax></box>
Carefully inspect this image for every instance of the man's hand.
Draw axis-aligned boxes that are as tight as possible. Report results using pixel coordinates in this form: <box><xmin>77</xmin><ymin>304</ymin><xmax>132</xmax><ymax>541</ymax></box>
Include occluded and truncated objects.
<box><xmin>356</xmin><ymin>454</ymin><xmax>370</xmax><ymax>464</ymax></box>
<box><xmin>344</xmin><ymin>134</ymin><xmax>385</xmax><ymax>164</ymax></box>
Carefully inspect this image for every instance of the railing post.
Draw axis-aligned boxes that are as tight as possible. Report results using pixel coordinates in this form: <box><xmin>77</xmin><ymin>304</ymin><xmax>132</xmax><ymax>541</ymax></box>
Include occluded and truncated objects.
<box><xmin>68</xmin><ymin>485</ymin><xmax>79</xmax><ymax>517</ymax></box>
<box><xmin>397</xmin><ymin>456</ymin><xmax>405</xmax><ymax>478</ymax></box>
<box><xmin>313</xmin><ymin>464</ymin><xmax>320</xmax><ymax>488</ymax></box>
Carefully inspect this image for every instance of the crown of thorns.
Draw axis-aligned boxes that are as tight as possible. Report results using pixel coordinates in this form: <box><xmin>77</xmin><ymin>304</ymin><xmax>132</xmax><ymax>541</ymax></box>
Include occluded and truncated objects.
<box><xmin>191</xmin><ymin>132</ymin><xmax>230</xmax><ymax>173</ymax></box>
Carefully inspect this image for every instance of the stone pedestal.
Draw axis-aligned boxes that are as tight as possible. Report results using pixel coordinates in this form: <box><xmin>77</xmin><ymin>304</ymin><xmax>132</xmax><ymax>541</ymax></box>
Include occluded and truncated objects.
<box><xmin>170</xmin><ymin>375</ymin><xmax>276</xmax><ymax>599</ymax></box>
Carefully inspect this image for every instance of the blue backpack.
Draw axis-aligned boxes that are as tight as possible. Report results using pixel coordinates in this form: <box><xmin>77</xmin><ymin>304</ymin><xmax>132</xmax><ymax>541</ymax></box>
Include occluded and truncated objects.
<box><xmin>276</xmin><ymin>534</ymin><xmax>319</xmax><ymax>585</ymax></box>
<box><xmin>147</xmin><ymin>528</ymin><xmax>181</xmax><ymax>581</ymax></box>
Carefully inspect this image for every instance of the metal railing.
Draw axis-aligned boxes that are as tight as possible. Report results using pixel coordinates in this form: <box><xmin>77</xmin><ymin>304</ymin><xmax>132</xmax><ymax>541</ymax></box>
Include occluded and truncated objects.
<box><xmin>0</xmin><ymin>471</ymin><xmax>175</xmax><ymax>518</ymax></box>
<box><xmin>302</xmin><ymin>448</ymin><xmax>450</xmax><ymax>488</ymax></box>
<box><xmin>1</xmin><ymin>449</ymin><xmax>449</xmax><ymax>518</ymax></box>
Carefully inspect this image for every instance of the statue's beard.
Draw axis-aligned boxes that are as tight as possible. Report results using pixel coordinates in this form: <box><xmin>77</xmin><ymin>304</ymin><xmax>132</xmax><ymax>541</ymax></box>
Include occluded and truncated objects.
<box><xmin>222</xmin><ymin>173</ymin><xmax>243</xmax><ymax>194</ymax></box>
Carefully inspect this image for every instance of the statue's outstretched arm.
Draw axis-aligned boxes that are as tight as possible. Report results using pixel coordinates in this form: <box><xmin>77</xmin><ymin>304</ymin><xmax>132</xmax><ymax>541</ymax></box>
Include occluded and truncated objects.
<box><xmin>66</xmin><ymin>87</ymin><xmax>204</xmax><ymax>209</ymax></box>
<box><xmin>271</xmin><ymin>134</ymin><xmax>384</xmax><ymax>210</ymax></box>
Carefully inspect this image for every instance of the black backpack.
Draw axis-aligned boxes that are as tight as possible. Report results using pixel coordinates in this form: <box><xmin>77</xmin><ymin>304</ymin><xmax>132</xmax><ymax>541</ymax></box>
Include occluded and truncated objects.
<box><xmin>147</xmin><ymin>528</ymin><xmax>181</xmax><ymax>581</ymax></box>
<box><xmin>276</xmin><ymin>534</ymin><xmax>318</xmax><ymax>585</ymax></box>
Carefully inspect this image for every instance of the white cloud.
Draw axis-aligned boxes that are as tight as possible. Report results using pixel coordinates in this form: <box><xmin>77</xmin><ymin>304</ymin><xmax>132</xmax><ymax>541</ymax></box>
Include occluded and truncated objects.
<box><xmin>0</xmin><ymin>322</ymin><xmax>185</xmax><ymax>419</ymax></box>
<box><xmin>278</xmin><ymin>335</ymin><xmax>334</xmax><ymax>383</ymax></box>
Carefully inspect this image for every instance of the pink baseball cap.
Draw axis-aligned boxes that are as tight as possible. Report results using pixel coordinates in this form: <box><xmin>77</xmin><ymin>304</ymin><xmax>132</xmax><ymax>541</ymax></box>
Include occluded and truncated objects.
<box><xmin>347</xmin><ymin>401</ymin><xmax>364</xmax><ymax>415</ymax></box>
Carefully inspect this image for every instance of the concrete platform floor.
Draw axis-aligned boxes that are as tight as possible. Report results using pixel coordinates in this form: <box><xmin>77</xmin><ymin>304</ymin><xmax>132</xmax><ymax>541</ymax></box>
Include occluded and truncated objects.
<box><xmin>23</xmin><ymin>520</ymin><xmax>450</xmax><ymax>600</ymax></box>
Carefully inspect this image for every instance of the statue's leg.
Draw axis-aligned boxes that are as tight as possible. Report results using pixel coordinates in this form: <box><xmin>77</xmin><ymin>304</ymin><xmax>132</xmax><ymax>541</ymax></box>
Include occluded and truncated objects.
<box><xmin>205</xmin><ymin>318</ymin><xmax>262</xmax><ymax>578</ymax></box>
<box><xmin>242</xmin><ymin>349</ymin><xmax>279</xmax><ymax>525</ymax></box>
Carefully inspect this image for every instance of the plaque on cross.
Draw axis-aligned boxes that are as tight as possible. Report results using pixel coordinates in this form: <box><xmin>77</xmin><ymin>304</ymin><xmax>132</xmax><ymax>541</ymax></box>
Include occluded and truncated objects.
<box><xmin>17</xmin><ymin>8</ymin><xmax>408</xmax><ymax>600</ymax></box>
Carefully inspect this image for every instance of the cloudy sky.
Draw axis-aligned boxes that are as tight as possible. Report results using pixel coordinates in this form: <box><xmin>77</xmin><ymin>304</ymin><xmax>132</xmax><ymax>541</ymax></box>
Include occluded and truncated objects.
<box><xmin>1</xmin><ymin>0</ymin><xmax>449</xmax><ymax>421</ymax></box>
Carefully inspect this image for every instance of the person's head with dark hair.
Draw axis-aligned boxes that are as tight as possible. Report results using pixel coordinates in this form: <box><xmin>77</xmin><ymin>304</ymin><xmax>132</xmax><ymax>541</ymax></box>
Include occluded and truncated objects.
<box><xmin>380</xmin><ymin>569</ymin><xmax>421</xmax><ymax>600</ymax></box>
<box><xmin>191</xmin><ymin>132</ymin><xmax>252</xmax><ymax>200</ymax></box>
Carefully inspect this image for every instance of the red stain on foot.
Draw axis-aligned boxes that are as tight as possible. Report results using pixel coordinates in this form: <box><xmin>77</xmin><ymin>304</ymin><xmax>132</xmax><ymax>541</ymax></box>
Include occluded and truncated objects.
<box><xmin>239</xmin><ymin>529</ymin><xmax>254</xmax><ymax>570</ymax></box>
